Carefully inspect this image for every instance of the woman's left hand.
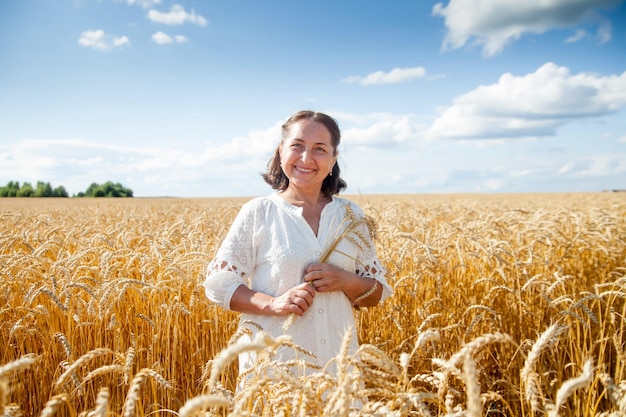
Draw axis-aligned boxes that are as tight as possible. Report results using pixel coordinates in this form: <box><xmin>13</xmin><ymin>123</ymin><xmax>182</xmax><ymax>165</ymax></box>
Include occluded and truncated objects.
<box><xmin>304</xmin><ymin>262</ymin><xmax>349</xmax><ymax>293</ymax></box>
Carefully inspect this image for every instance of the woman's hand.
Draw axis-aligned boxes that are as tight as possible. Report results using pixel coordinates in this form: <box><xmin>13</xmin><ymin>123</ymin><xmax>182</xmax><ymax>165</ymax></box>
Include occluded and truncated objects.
<box><xmin>269</xmin><ymin>282</ymin><xmax>316</xmax><ymax>317</ymax></box>
<box><xmin>304</xmin><ymin>262</ymin><xmax>350</xmax><ymax>293</ymax></box>
<box><xmin>304</xmin><ymin>262</ymin><xmax>382</xmax><ymax>306</ymax></box>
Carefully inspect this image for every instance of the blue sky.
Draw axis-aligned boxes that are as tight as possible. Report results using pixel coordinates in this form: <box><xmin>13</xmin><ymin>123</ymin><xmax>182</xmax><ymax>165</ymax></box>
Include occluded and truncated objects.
<box><xmin>1</xmin><ymin>0</ymin><xmax>625</xmax><ymax>197</ymax></box>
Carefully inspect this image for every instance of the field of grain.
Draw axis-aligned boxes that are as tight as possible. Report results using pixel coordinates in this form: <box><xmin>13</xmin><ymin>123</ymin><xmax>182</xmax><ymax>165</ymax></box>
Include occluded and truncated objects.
<box><xmin>1</xmin><ymin>193</ymin><xmax>624</xmax><ymax>416</ymax></box>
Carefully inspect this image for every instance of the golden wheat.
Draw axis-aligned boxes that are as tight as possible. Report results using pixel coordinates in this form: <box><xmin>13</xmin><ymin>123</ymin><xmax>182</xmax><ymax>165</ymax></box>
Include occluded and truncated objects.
<box><xmin>0</xmin><ymin>193</ymin><xmax>624</xmax><ymax>416</ymax></box>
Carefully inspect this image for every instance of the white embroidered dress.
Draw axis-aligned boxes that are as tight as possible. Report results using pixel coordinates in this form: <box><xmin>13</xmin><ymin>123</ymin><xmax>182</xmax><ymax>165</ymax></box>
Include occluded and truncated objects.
<box><xmin>203</xmin><ymin>192</ymin><xmax>392</xmax><ymax>376</ymax></box>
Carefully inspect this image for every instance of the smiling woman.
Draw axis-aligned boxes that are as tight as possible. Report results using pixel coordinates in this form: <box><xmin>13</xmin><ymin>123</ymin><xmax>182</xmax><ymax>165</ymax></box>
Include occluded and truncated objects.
<box><xmin>202</xmin><ymin>110</ymin><xmax>392</xmax><ymax>393</ymax></box>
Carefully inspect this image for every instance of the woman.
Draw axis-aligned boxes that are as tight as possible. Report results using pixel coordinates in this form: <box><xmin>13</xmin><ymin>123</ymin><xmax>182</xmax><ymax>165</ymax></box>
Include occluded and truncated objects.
<box><xmin>203</xmin><ymin>110</ymin><xmax>392</xmax><ymax>381</ymax></box>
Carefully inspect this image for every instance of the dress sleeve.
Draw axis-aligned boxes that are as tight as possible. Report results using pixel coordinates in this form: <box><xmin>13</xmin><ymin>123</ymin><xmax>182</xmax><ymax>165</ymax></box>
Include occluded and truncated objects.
<box><xmin>203</xmin><ymin>201</ymin><xmax>259</xmax><ymax>310</ymax></box>
<box><xmin>351</xmin><ymin>203</ymin><xmax>393</xmax><ymax>302</ymax></box>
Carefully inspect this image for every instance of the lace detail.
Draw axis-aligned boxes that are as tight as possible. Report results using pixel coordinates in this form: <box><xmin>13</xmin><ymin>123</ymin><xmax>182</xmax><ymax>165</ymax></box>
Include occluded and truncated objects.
<box><xmin>356</xmin><ymin>259</ymin><xmax>384</xmax><ymax>279</ymax></box>
<box><xmin>207</xmin><ymin>259</ymin><xmax>245</xmax><ymax>277</ymax></box>
<box><xmin>203</xmin><ymin>201</ymin><xmax>261</xmax><ymax>309</ymax></box>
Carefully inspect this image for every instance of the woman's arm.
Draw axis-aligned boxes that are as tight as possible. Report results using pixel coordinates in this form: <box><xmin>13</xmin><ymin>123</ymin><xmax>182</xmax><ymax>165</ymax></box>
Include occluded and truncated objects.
<box><xmin>229</xmin><ymin>282</ymin><xmax>317</xmax><ymax>316</ymax></box>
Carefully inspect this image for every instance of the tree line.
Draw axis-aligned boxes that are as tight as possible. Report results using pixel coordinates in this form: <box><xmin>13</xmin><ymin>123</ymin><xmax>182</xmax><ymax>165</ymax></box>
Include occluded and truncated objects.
<box><xmin>0</xmin><ymin>181</ymin><xmax>133</xmax><ymax>198</ymax></box>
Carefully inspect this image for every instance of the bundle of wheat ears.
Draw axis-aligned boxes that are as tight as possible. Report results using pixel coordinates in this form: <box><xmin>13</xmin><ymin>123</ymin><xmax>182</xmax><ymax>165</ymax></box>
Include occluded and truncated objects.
<box><xmin>282</xmin><ymin>204</ymin><xmax>375</xmax><ymax>332</ymax></box>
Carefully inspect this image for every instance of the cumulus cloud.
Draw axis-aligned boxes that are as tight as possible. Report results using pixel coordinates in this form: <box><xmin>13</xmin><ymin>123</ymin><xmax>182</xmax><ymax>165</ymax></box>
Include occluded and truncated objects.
<box><xmin>0</xmin><ymin>119</ymin><xmax>283</xmax><ymax>196</ymax></box>
<box><xmin>432</xmin><ymin>0</ymin><xmax>620</xmax><ymax>57</ymax></box>
<box><xmin>336</xmin><ymin>113</ymin><xmax>424</xmax><ymax>147</ymax></box>
<box><xmin>566</xmin><ymin>29</ymin><xmax>587</xmax><ymax>43</ymax></box>
<box><xmin>148</xmin><ymin>4</ymin><xmax>207</xmax><ymax>26</ymax></box>
<box><xmin>151</xmin><ymin>31</ymin><xmax>188</xmax><ymax>44</ymax></box>
<box><xmin>343</xmin><ymin>67</ymin><xmax>426</xmax><ymax>85</ymax></box>
<box><xmin>425</xmin><ymin>62</ymin><xmax>626</xmax><ymax>140</ymax></box>
<box><xmin>78</xmin><ymin>30</ymin><xmax>129</xmax><ymax>51</ymax></box>
<box><xmin>120</xmin><ymin>0</ymin><xmax>161</xmax><ymax>8</ymax></box>
<box><xmin>209</xmin><ymin>122</ymin><xmax>283</xmax><ymax>163</ymax></box>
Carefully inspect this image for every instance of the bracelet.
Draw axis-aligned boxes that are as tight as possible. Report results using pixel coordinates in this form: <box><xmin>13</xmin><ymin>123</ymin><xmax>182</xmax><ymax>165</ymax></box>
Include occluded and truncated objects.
<box><xmin>353</xmin><ymin>279</ymin><xmax>378</xmax><ymax>305</ymax></box>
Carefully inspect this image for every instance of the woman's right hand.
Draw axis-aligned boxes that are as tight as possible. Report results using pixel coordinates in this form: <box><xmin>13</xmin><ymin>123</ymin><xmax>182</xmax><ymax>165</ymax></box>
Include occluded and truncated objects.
<box><xmin>270</xmin><ymin>282</ymin><xmax>316</xmax><ymax>316</ymax></box>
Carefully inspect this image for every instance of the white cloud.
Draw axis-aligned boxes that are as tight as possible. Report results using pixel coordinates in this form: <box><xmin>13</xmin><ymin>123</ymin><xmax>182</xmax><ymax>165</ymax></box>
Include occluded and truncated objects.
<box><xmin>425</xmin><ymin>62</ymin><xmax>626</xmax><ymax>140</ymax></box>
<box><xmin>113</xmin><ymin>36</ymin><xmax>129</xmax><ymax>47</ymax></box>
<box><xmin>201</xmin><ymin>121</ymin><xmax>282</xmax><ymax>163</ymax></box>
<box><xmin>432</xmin><ymin>0</ymin><xmax>620</xmax><ymax>57</ymax></box>
<box><xmin>120</xmin><ymin>0</ymin><xmax>161</xmax><ymax>8</ymax></box>
<box><xmin>148</xmin><ymin>4</ymin><xmax>207</xmax><ymax>26</ymax></box>
<box><xmin>0</xmin><ymin>120</ymin><xmax>283</xmax><ymax>196</ymax></box>
<box><xmin>152</xmin><ymin>31</ymin><xmax>172</xmax><ymax>44</ymax></box>
<box><xmin>78</xmin><ymin>30</ymin><xmax>129</xmax><ymax>51</ymax></box>
<box><xmin>566</xmin><ymin>29</ymin><xmax>587</xmax><ymax>43</ymax></box>
<box><xmin>343</xmin><ymin>67</ymin><xmax>426</xmax><ymax>85</ymax></box>
<box><xmin>151</xmin><ymin>31</ymin><xmax>189</xmax><ymax>44</ymax></box>
<box><xmin>576</xmin><ymin>154</ymin><xmax>624</xmax><ymax>177</ymax></box>
<box><xmin>2</xmin><ymin>114</ymin><xmax>624</xmax><ymax>196</ymax></box>
<box><xmin>597</xmin><ymin>20</ymin><xmax>612</xmax><ymax>44</ymax></box>
<box><xmin>336</xmin><ymin>113</ymin><xmax>425</xmax><ymax>146</ymax></box>
<box><xmin>618</xmin><ymin>136</ymin><xmax>626</xmax><ymax>143</ymax></box>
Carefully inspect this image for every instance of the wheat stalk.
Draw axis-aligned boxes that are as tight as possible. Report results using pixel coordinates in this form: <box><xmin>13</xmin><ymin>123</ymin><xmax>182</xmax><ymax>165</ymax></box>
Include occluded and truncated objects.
<box><xmin>283</xmin><ymin>204</ymin><xmax>374</xmax><ymax>332</ymax></box>
<box><xmin>53</xmin><ymin>348</ymin><xmax>117</xmax><ymax>391</ymax></box>
<box><xmin>521</xmin><ymin>324</ymin><xmax>567</xmax><ymax>412</ymax></box>
<box><xmin>122</xmin><ymin>368</ymin><xmax>172</xmax><ymax>417</ymax></box>
<box><xmin>546</xmin><ymin>359</ymin><xmax>594</xmax><ymax>417</ymax></box>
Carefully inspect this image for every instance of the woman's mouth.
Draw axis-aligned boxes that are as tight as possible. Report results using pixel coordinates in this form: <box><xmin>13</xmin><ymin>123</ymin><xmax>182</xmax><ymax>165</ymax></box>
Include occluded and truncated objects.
<box><xmin>294</xmin><ymin>166</ymin><xmax>315</xmax><ymax>174</ymax></box>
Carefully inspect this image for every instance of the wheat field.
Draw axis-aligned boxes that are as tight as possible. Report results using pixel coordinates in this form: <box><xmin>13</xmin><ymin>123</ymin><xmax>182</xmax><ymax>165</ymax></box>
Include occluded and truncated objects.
<box><xmin>0</xmin><ymin>193</ymin><xmax>624</xmax><ymax>417</ymax></box>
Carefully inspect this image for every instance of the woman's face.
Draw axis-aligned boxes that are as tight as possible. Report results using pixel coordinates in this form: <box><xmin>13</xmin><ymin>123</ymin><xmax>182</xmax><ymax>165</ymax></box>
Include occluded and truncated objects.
<box><xmin>280</xmin><ymin>119</ymin><xmax>337</xmax><ymax>194</ymax></box>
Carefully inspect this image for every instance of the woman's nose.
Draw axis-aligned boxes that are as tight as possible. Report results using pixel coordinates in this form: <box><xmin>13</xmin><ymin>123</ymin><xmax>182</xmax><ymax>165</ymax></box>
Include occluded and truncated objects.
<box><xmin>301</xmin><ymin>149</ymin><xmax>313</xmax><ymax>162</ymax></box>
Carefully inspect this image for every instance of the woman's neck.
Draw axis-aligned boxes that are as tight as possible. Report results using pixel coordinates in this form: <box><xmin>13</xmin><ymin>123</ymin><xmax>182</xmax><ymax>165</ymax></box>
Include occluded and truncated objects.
<box><xmin>280</xmin><ymin>186</ymin><xmax>329</xmax><ymax>208</ymax></box>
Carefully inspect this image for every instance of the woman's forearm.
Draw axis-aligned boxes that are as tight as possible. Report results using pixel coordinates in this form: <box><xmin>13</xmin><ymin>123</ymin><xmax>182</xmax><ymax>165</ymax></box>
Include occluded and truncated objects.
<box><xmin>339</xmin><ymin>269</ymin><xmax>383</xmax><ymax>307</ymax></box>
<box><xmin>229</xmin><ymin>284</ymin><xmax>275</xmax><ymax>315</ymax></box>
<box><xmin>229</xmin><ymin>282</ymin><xmax>316</xmax><ymax>317</ymax></box>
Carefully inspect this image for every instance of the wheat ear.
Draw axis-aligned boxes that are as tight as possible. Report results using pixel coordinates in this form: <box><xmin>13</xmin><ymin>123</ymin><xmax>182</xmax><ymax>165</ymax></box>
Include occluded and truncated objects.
<box><xmin>547</xmin><ymin>359</ymin><xmax>594</xmax><ymax>417</ymax></box>
<box><xmin>521</xmin><ymin>324</ymin><xmax>567</xmax><ymax>412</ymax></box>
<box><xmin>87</xmin><ymin>388</ymin><xmax>110</xmax><ymax>417</ymax></box>
<box><xmin>463</xmin><ymin>355</ymin><xmax>482</xmax><ymax>417</ymax></box>
<box><xmin>283</xmin><ymin>205</ymin><xmax>373</xmax><ymax>332</ymax></box>
<box><xmin>122</xmin><ymin>368</ymin><xmax>171</xmax><ymax>417</ymax></box>
<box><xmin>178</xmin><ymin>394</ymin><xmax>231</xmax><ymax>417</ymax></box>
<box><xmin>0</xmin><ymin>354</ymin><xmax>36</xmax><ymax>378</ymax></box>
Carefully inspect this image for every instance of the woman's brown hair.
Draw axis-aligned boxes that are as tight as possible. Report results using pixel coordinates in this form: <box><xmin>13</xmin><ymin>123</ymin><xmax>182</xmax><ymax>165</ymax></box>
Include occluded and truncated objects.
<box><xmin>262</xmin><ymin>110</ymin><xmax>347</xmax><ymax>196</ymax></box>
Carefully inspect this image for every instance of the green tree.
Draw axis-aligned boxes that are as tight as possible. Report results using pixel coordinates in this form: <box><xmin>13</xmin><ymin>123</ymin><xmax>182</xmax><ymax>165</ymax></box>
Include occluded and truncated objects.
<box><xmin>1</xmin><ymin>181</ymin><xmax>20</xmax><ymax>197</ymax></box>
<box><xmin>85</xmin><ymin>182</ymin><xmax>100</xmax><ymax>197</ymax></box>
<box><xmin>53</xmin><ymin>185</ymin><xmax>68</xmax><ymax>197</ymax></box>
<box><xmin>0</xmin><ymin>180</ymin><xmax>69</xmax><ymax>197</ymax></box>
<box><xmin>16</xmin><ymin>182</ymin><xmax>34</xmax><ymax>197</ymax></box>
<box><xmin>33</xmin><ymin>181</ymin><xmax>53</xmax><ymax>197</ymax></box>
<box><xmin>79</xmin><ymin>181</ymin><xmax>133</xmax><ymax>197</ymax></box>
